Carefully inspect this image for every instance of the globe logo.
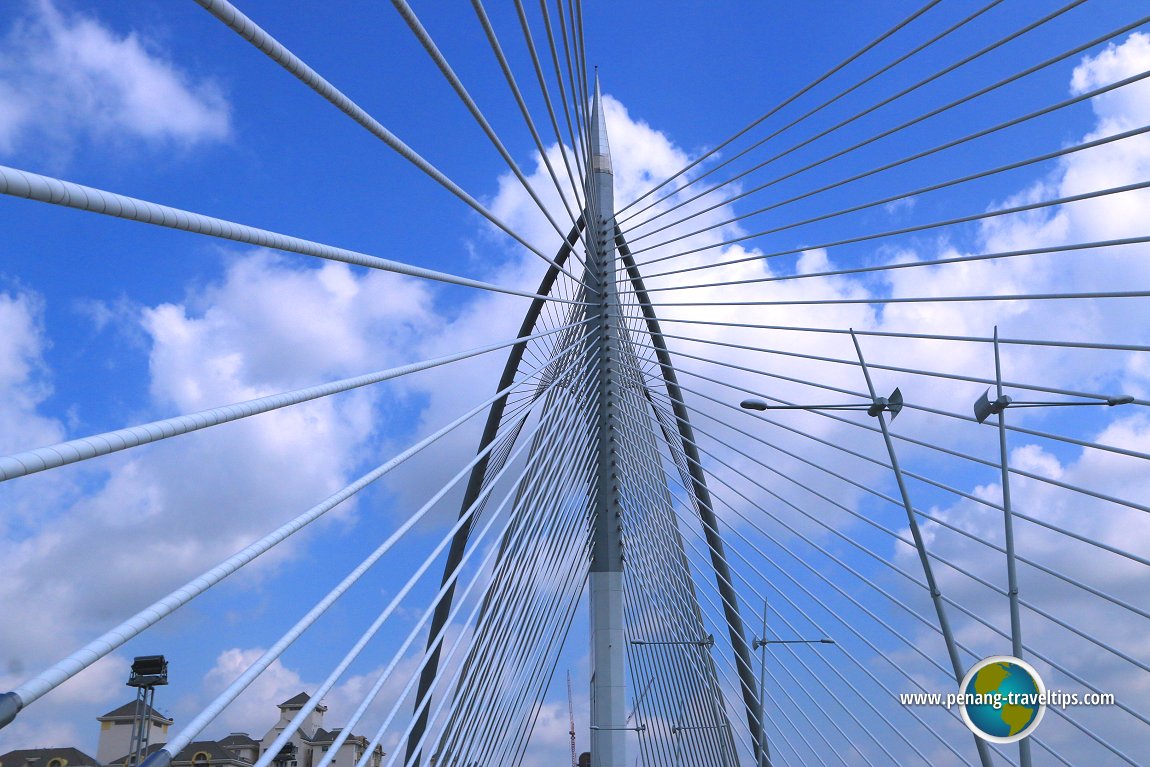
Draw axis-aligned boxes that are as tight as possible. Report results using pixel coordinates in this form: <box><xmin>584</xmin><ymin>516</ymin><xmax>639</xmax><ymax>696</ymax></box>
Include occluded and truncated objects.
<box><xmin>959</xmin><ymin>656</ymin><xmax>1046</xmax><ymax>743</ymax></box>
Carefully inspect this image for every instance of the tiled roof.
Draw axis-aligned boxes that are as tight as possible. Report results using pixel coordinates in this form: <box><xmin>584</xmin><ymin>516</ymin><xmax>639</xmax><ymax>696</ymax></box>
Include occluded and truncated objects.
<box><xmin>103</xmin><ymin>744</ymin><xmax>165</xmax><ymax>767</ymax></box>
<box><xmin>0</xmin><ymin>748</ymin><xmax>100</xmax><ymax>767</ymax></box>
<box><xmin>277</xmin><ymin>692</ymin><xmax>326</xmax><ymax>713</ymax></box>
<box><xmin>97</xmin><ymin>701</ymin><xmax>173</xmax><ymax>723</ymax></box>
<box><xmin>108</xmin><ymin>741</ymin><xmax>249</xmax><ymax>767</ymax></box>
<box><xmin>278</xmin><ymin>692</ymin><xmax>310</xmax><ymax>708</ymax></box>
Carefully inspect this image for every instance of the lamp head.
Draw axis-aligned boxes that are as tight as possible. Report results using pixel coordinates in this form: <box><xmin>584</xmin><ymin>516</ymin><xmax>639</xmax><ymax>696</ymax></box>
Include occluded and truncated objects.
<box><xmin>740</xmin><ymin>399</ymin><xmax>768</xmax><ymax>411</ymax></box>
<box><xmin>886</xmin><ymin>387</ymin><xmax>903</xmax><ymax>421</ymax></box>
<box><xmin>974</xmin><ymin>389</ymin><xmax>1012</xmax><ymax>423</ymax></box>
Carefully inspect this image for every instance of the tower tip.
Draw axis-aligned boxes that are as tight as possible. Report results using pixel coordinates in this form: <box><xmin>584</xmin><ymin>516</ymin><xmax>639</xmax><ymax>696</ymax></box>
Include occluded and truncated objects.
<box><xmin>590</xmin><ymin>71</ymin><xmax>611</xmax><ymax>175</ymax></box>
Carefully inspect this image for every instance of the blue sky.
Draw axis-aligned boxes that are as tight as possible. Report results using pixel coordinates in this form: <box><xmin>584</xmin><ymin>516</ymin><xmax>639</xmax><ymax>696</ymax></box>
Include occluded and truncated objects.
<box><xmin>1</xmin><ymin>1</ymin><xmax>1149</xmax><ymax>765</ymax></box>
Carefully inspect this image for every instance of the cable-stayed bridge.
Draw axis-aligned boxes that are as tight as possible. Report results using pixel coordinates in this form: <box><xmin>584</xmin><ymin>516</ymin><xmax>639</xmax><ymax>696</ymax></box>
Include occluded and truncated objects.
<box><xmin>0</xmin><ymin>2</ymin><xmax>1148</xmax><ymax>766</ymax></box>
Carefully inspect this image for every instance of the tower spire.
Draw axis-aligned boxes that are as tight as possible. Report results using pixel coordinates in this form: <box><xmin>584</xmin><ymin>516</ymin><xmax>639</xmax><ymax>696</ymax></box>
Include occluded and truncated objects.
<box><xmin>585</xmin><ymin>71</ymin><xmax>626</xmax><ymax>767</ymax></box>
<box><xmin>590</xmin><ymin>71</ymin><xmax>612</xmax><ymax>176</ymax></box>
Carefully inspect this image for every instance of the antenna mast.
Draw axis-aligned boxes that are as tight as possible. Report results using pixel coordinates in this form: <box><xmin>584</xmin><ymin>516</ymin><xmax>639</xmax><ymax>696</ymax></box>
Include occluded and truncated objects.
<box><xmin>568</xmin><ymin>670</ymin><xmax>577</xmax><ymax>767</ymax></box>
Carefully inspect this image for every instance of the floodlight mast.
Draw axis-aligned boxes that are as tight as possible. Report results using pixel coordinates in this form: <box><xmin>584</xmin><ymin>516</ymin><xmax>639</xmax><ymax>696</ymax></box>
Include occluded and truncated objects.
<box><xmin>126</xmin><ymin>655</ymin><xmax>168</xmax><ymax>767</ymax></box>
<box><xmin>586</xmin><ymin>73</ymin><xmax>626</xmax><ymax>767</ymax></box>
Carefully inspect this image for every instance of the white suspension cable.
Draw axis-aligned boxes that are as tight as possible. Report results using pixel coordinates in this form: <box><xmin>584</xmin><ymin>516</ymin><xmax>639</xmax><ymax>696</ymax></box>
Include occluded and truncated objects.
<box><xmin>192</xmin><ymin>0</ymin><xmax>595</xmax><ymax>291</ymax></box>
<box><xmin>0</xmin><ymin>164</ymin><xmax>583</xmax><ymax>303</ymax></box>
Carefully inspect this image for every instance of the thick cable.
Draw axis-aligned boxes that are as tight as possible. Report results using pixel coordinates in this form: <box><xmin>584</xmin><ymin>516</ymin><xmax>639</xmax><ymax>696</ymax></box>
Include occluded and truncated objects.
<box><xmin>614</xmin><ymin>0</ymin><xmax>947</xmax><ymax>217</ymax></box>
<box><xmin>191</xmin><ymin>0</ymin><xmax>594</xmax><ymax>290</ymax></box>
<box><xmin>254</xmin><ymin>416</ymin><xmax>590</xmax><ymax>767</ymax></box>
<box><xmin>632</xmin><ymin>173</ymin><xmax>1150</xmax><ymax>276</ymax></box>
<box><xmin>0</xmin><ymin>320</ymin><xmax>587</xmax><ymax>483</ymax></box>
<box><xmin>633</xmin><ymin>329</ymin><xmax>1150</xmax><ymax>459</ymax></box>
<box><xmin>389</xmin><ymin>0</ymin><xmax>589</xmax><ymax>271</ymax></box>
<box><xmin>634</xmin><ymin>120</ymin><xmax>1150</xmax><ymax>272</ymax></box>
<box><xmin>470</xmin><ymin>0</ymin><xmax>583</xmax><ymax>231</ymax></box>
<box><xmin>141</xmin><ymin>337</ymin><xmax>598</xmax><ymax>762</ymax></box>
<box><xmin>0</xmin><ymin>164</ymin><xmax>583</xmax><ymax>304</ymax></box>
<box><xmin>615</xmin><ymin>0</ymin><xmax>1005</xmax><ymax>229</ymax></box>
<box><xmin>512</xmin><ymin>0</ymin><xmax>586</xmax><ymax>212</ymax></box>
<box><xmin>0</xmin><ymin>324</ymin><xmax>590</xmax><ymax>727</ymax></box>
<box><xmin>345</xmin><ymin>494</ymin><xmax>591</xmax><ymax>767</ymax></box>
<box><xmin>649</xmin><ymin>380</ymin><xmax>1150</xmax><ymax>622</ymax></box>
<box><xmin>625</xmin><ymin>7</ymin><xmax>1142</xmax><ymax>243</ymax></box>
<box><xmin>310</xmin><ymin>384</ymin><xmax>597</xmax><ymax>767</ymax></box>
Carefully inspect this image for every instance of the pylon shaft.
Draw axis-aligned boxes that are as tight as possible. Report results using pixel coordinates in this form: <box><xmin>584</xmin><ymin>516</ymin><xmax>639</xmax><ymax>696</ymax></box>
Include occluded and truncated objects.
<box><xmin>587</xmin><ymin>75</ymin><xmax>626</xmax><ymax>767</ymax></box>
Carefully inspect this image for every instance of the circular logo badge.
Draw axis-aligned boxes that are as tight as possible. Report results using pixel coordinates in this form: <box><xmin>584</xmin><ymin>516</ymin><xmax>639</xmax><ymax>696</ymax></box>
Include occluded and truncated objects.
<box><xmin>958</xmin><ymin>656</ymin><xmax>1046</xmax><ymax>743</ymax></box>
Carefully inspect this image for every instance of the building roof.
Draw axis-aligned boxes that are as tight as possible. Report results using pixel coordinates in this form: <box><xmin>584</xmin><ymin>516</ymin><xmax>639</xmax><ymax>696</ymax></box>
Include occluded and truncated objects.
<box><xmin>217</xmin><ymin>734</ymin><xmax>258</xmax><ymax>748</ymax></box>
<box><xmin>278</xmin><ymin>692</ymin><xmax>307</xmax><ymax>708</ymax></box>
<box><xmin>308</xmin><ymin>730</ymin><xmax>375</xmax><ymax>750</ymax></box>
<box><xmin>277</xmin><ymin>692</ymin><xmax>325</xmax><ymax>712</ymax></box>
<box><xmin>97</xmin><ymin>701</ymin><xmax>174</xmax><ymax>724</ymax></box>
<box><xmin>107</xmin><ymin>741</ymin><xmax>249</xmax><ymax>767</ymax></box>
<box><xmin>173</xmin><ymin>741</ymin><xmax>250</xmax><ymax>764</ymax></box>
<box><xmin>103</xmin><ymin>744</ymin><xmax>164</xmax><ymax>767</ymax></box>
<box><xmin>0</xmin><ymin>748</ymin><xmax>100</xmax><ymax>767</ymax></box>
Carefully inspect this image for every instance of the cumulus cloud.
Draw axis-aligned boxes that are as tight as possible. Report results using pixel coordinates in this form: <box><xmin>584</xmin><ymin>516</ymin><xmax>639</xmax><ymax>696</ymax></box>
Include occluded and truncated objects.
<box><xmin>3</xmin><ymin>28</ymin><xmax>1149</xmax><ymax>767</ymax></box>
<box><xmin>0</xmin><ymin>251</ymin><xmax>440</xmax><ymax>753</ymax></box>
<box><xmin>0</xmin><ymin>288</ymin><xmax>64</xmax><ymax>456</ymax></box>
<box><xmin>0</xmin><ymin>0</ymin><xmax>230</xmax><ymax>159</ymax></box>
<box><xmin>862</xmin><ymin>33</ymin><xmax>1150</xmax><ymax>764</ymax></box>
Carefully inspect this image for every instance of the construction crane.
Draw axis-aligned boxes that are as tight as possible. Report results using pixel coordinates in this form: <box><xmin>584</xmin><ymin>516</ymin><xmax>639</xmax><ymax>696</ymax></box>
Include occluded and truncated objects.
<box><xmin>567</xmin><ymin>670</ymin><xmax>577</xmax><ymax>767</ymax></box>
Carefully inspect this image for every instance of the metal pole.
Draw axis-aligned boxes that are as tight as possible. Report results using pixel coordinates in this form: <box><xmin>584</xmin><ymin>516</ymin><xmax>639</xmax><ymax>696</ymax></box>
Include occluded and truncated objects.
<box><xmin>849</xmin><ymin>331</ymin><xmax>994</xmax><ymax>767</ymax></box>
<box><xmin>993</xmin><ymin>326</ymin><xmax>1033</xmax><ymax>767</ymax></box>
<box><xmin>758</xmin><ymin>598</ymin><xmax>771</xmax><ymax>767</ymax></box>
<box><xmin>587</xmin><ymin>74</ymin><xmax>626</xmax><ymax>767</ymax></box>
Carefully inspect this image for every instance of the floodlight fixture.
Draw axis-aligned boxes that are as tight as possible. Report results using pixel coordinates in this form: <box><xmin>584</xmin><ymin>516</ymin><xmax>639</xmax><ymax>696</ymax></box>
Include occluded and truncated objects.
<box><xmin>127</xmin><ymin>655</ymin><xmax>168</xmax><ymax>688</ymax></box>
<box><xmin>973</xmin><ymin>388</ymin><xmax>1134</xmax><ymax>423</ymax></box>
<box><xmin>740</xmin><ymin>387</ymin><xmax>904</xmax><ymax>420</ymax></box>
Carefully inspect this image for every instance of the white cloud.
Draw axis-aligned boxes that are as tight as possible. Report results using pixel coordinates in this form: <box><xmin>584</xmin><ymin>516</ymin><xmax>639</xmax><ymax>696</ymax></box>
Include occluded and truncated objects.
<box><xmin>0</xmin><ymin>288</ymin><xmax>63</xmax><ymax>454</ymax></box>
<box><xmin>4</xmin><ymin>29</ymin><xmax>1150</xmax><ymax>766</ymax></box>
<box><xmin>0</xmin><ymin>252</ymin><xmax>440</xmax><ymax>716</ymax></box>
<box><xmin>0</xmin><ymin>0</ymin><xmax>230</xmax><ymax>158</ymax></box>
<box><xmin>866</xmin><ymin>33</ymin><xmax>1150</xmax><ymax>764</ymax></box>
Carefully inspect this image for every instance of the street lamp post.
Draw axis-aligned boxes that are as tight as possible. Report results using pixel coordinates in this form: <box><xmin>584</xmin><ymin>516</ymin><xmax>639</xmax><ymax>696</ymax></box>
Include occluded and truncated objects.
<box><xmin>752</xmin><ymin>599</ymin><xmax>834</xmax><ymax>767</ymax></box>
<box><xmin>974</xmin><ymin>325</ymin><xmax>1133</xmax><ymax>767</ymax></box>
